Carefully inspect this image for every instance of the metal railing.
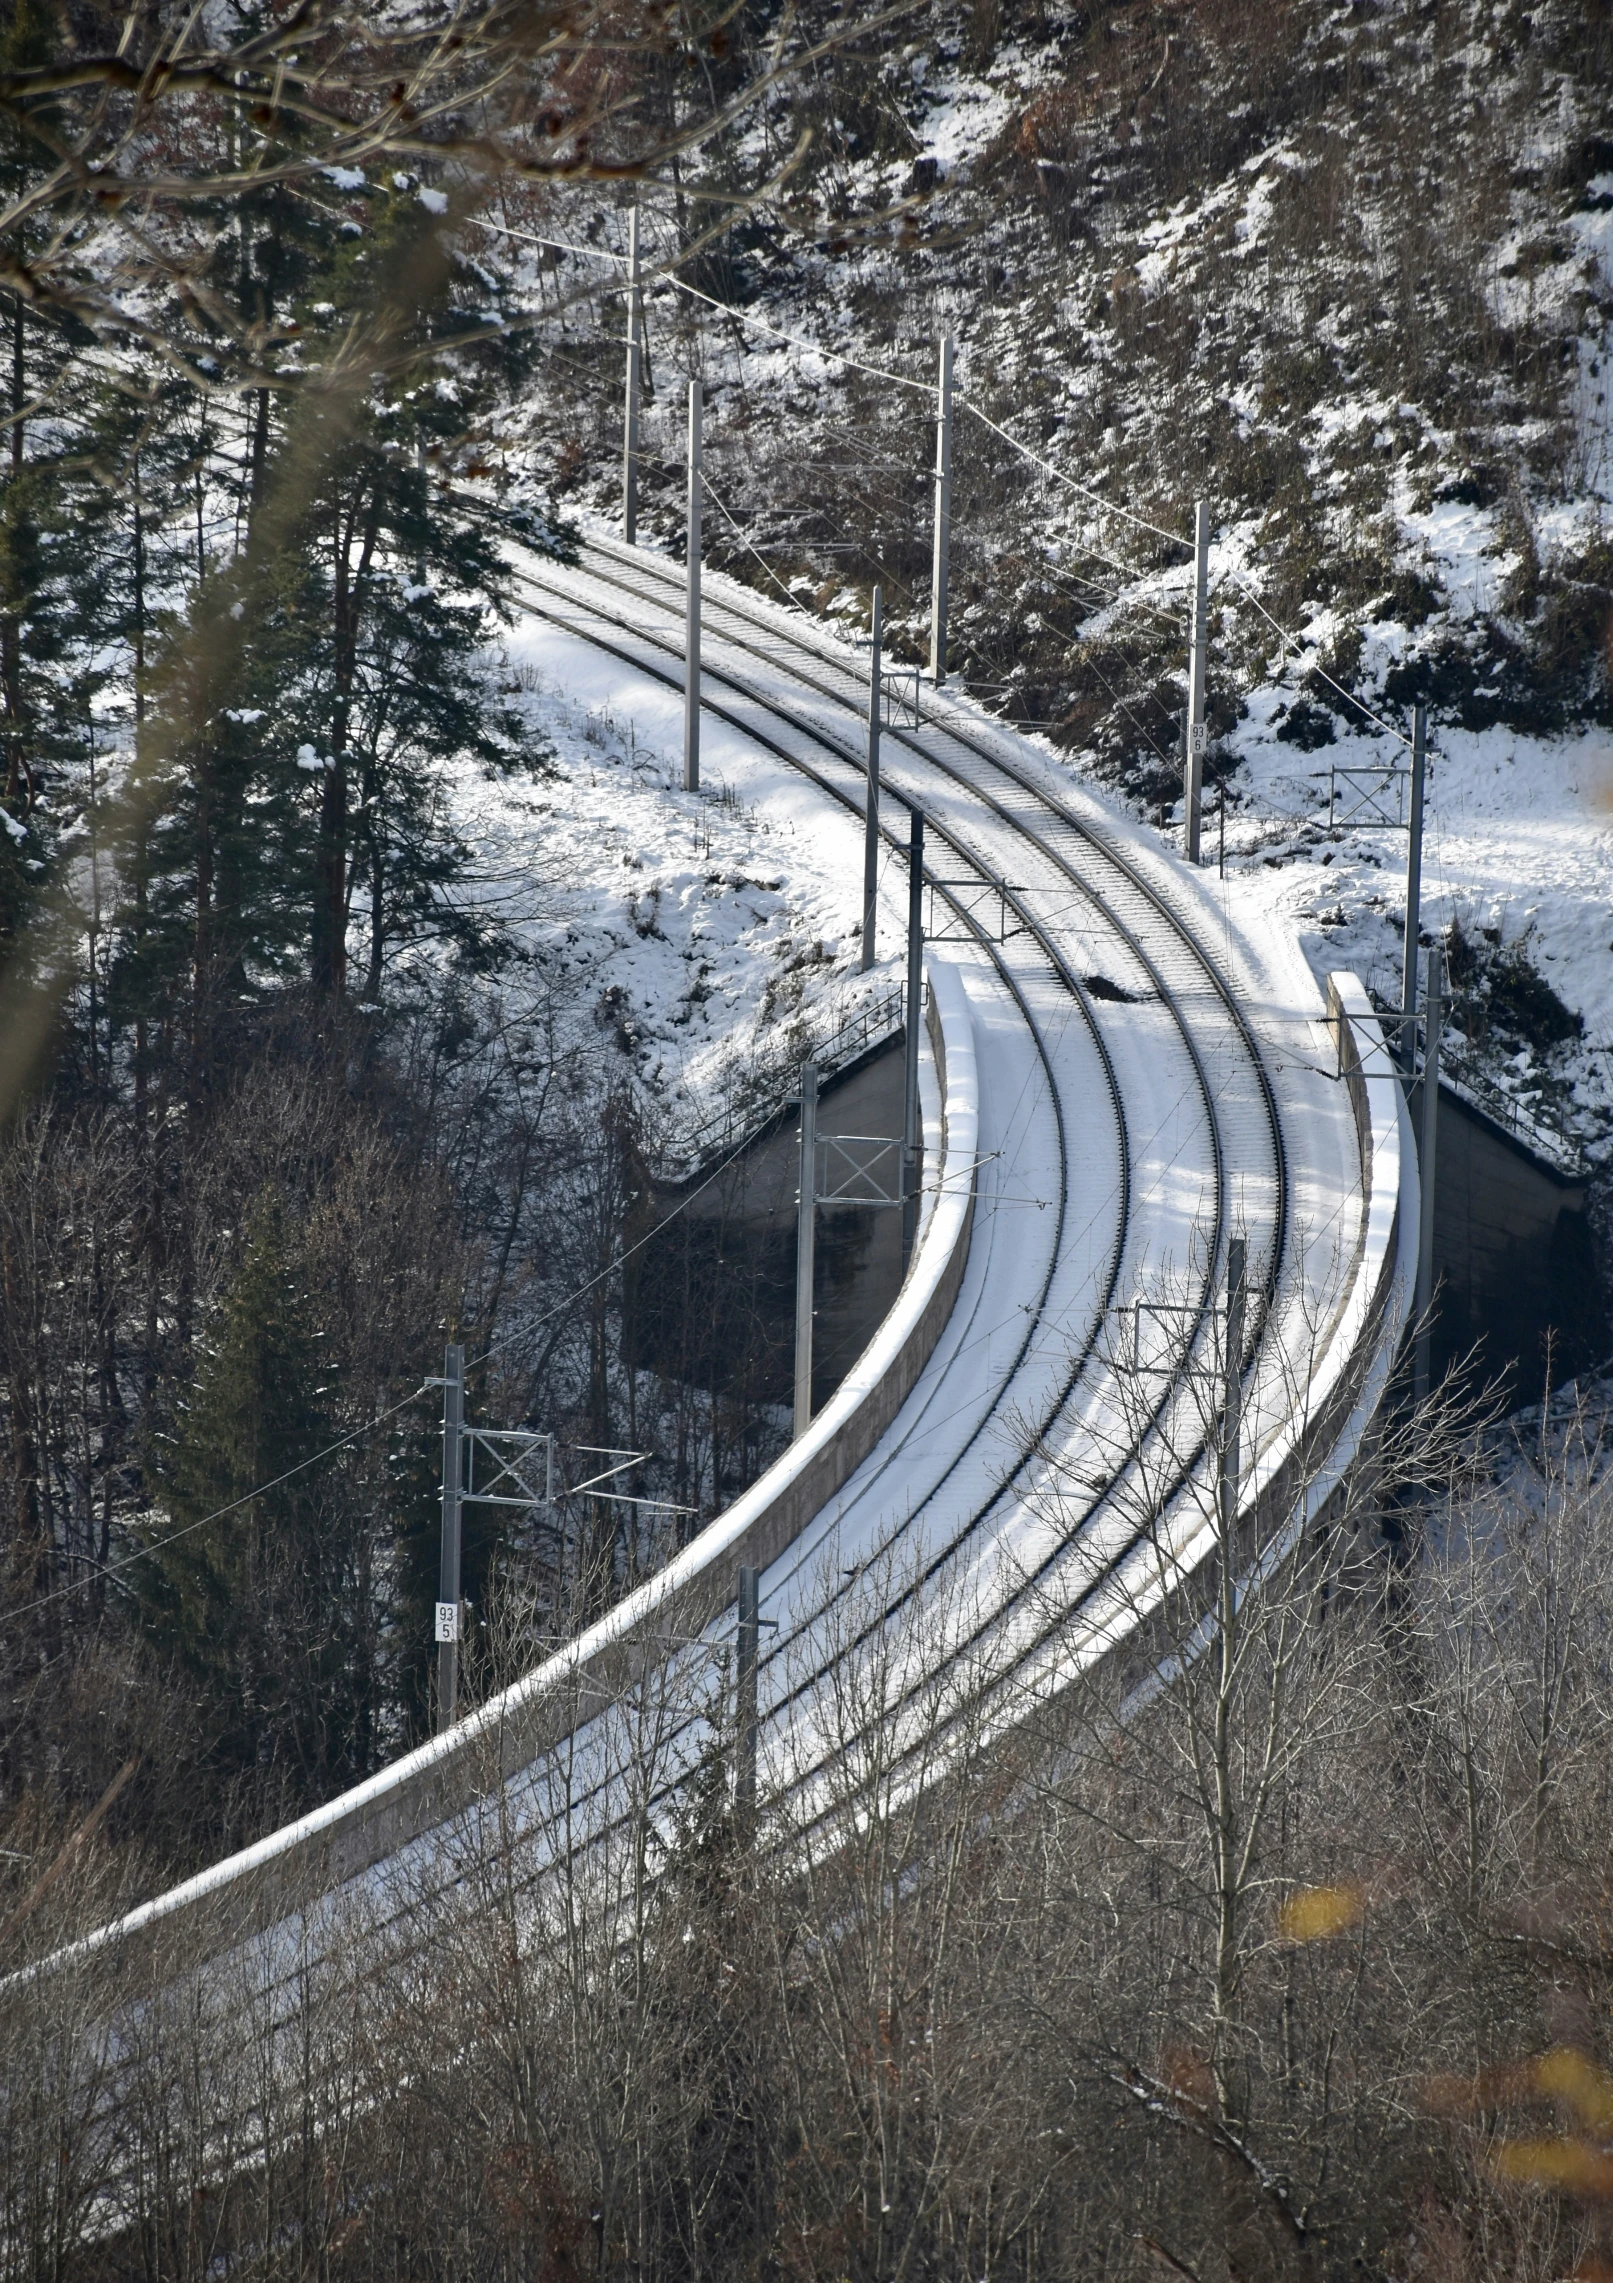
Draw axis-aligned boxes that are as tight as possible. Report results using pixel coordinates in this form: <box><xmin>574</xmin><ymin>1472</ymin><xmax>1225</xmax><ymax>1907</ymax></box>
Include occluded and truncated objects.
<box><xmin>1439</xmin><ymin>1045</ymin><xmax>1588</xmax><ymax>1180</ymax></box>
<box><xmin>655</xmin><ymin>985</ymin><xmax>905</xmax><ymax>1177</ymax></box>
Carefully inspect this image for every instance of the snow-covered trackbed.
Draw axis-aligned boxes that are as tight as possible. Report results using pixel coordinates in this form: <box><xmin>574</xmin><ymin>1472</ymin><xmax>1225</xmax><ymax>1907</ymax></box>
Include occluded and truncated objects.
<box><xmin>50</xmin><ymin>537</ymin><xmax>1414</xmax><ymax>1993</ymax></box>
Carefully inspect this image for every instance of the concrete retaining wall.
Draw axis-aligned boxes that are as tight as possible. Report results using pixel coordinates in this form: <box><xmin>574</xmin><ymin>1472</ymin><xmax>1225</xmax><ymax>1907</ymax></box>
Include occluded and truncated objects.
<box><xmin>54</xmin><ymin>961</ymin><xmax>979</xmax><ymax>1978</ymax></box>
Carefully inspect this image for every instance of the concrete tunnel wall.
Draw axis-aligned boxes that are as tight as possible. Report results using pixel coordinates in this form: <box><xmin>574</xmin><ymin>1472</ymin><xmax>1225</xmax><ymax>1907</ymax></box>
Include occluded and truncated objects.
<box><xmin>627</xmin><ymin>1035</ymin><xmax>908</xmax><ymax>1415</ymax></box>
<box><xmin>634</xmin><ymin>1032</ymin><xmax>1606</xmax><ymax>1418</ymax></box>
<box><xmin>1419</xmin><ymin>1077</ymin><xmax>1605</xmax><ymax>1395</ymax></box>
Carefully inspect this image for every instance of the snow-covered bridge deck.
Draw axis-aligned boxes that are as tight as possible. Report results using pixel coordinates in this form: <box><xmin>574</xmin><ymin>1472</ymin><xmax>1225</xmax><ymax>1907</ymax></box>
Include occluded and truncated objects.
<box><xmin>41</xmin><ymin>537</ymin><xmax>1415</xmax><ymax>2001</ymax></box>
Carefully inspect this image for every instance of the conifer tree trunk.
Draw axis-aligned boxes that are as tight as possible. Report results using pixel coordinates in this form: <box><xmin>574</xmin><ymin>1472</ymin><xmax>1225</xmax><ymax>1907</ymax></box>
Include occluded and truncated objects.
<box><xmin>312</xmin><ymin>763</ymin><xmax>346</xmax><ymax>1000</ymax></box>
<box><xmin>313</xmin><ymin>484</ymin><xmax>381</xmax><ymax>996</ymax></box>
<box><xmin>362</xmin><ymin>818</ymin><xmax>384</xmax><ymax>1006</ymax></box>
<box><xmin>0</xmin><ymin>1224</ymin><xmax>42</xmax><ymax>1609</ymax></box>
<box><xmin>248</xmin><ymin>389</ymin><xmax>269</xmax><ymax>529</ymax></box>
<box><xmin>128</xmin><ymin>463</ymin><xmax>168</xmax><ymax>1401</ymax></box>
<box><xmin>191</xmin><ymin>748</ymin><xmax>215</xmax><ymax>1070</ymax></box>
<box><xmin>131</xmin><ymin>466</ymin><xmax>148</xmax><ymax>1143</ymax></box>
<box><xmin>2</xmin><ymin>295</ymin><xmax>25</xmax><ymax>818</ymax></box>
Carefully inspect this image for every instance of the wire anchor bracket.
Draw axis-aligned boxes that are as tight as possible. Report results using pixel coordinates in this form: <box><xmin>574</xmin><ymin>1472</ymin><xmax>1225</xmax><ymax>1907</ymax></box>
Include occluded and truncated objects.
<box><xmin>815</xmin><ymin>1132</ymin><xmax>904</xmax><ymax>1208</ymax></box>
<box><xmin>924</xmin><ymin>876</ymin><xmax>1028</xmax><ymax>944</ymax></box>
<box><xmin>460</xmin><ymin>1425</ymin><xmax>555</xmax><ymax>1515</ymax></box>
<box><xmin>1326</xmin><ymin>763</ymin><xmax>1413</xmax><ymax>831</ymax></box>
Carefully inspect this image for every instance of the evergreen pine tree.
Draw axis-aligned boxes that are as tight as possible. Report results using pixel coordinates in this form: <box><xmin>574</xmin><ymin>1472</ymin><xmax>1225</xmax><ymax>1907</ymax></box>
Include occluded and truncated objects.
<box><xmin>140</xmin><ymin>1188</ymin><xmax>353</xmax><ymax>1806</ymax></box>
<box><xmin>255</xmin><ymin>171</ymin><xmax>556</xmax><ymax>1002</ymax></box>
<box><xmin>0</xmin><ymin>0</ymin><xmax>122</xmax><ymax>947</ymax></box>
<box><xmin>106</xmin><ymin>163</ymin><xmax>562</xmax><ymax>1033</ymax></box>
<box><xmin>97</xmin><ymin>377</ymin><xmax>231</xmax><ymax>1083</ymax></box>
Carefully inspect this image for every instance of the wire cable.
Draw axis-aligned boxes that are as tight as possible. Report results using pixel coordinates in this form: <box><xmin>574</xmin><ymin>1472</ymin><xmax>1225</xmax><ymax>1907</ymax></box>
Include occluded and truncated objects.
<box><xmin>5</xmin><ymin>1396</ymin><xmax>431</xmax><ymax>1630</ymax></box>
<box><xmin>491</xmin><ymin>209</ymin><xmax>1388</xmax><ymax>756</ymax></box>
<box><xmin>1065</xmin><ymin>641</ymin><xmax>1183</xmax><ymax>775</ymax></box>
<box><xmin>944</xmin><ymin>504</ymin><xmax>1186</xmax><ymax>638</ymax></box>
<box><xmin>946</xmin><ymin>413</ymin><xmax>1412</xmax><ymax>749</ymax></box>
<box><xmin>2</xmin><ymin>1094</ymin><xmax>814</xmax><ymax>1634</ymax></box>
<box><xmin>475</xmin><ymin>214</ymin><xmax>935</xmax><ymax>398</ymax></box>
<box><xmin>954</xmin><ymin>394</ymin><xmax>1192</xmax><ymax>554</ymax></box>
<box><xmin>655</xmin><ymin>273</ymin><xmax>935</xmax><ymax>393</ymax></box>
<box><xmin>471</xmin><ymin>217</ymin><xmax>629</xmax><ymax>269</ymax></box>
<box><xmin>1225</xmin><ymin>571</ymin><xmax>1414</xmax><ymax>750</ymax></box>
<box><xmin>702</xmin><ymin>473</ymin><xmax>817</xmax><ymax>619</ymax></box>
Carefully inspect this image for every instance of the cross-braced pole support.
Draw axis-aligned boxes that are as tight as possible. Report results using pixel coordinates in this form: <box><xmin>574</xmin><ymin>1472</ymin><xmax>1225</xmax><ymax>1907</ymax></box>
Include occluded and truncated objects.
<box><xmin>1220</xmin><ymin>1237</ymin><xmax>1246</xmax><ymax>1547</ymax></box>
<box><xmin>1399</xmin><ymin>705</ymin><xmax>1427</xmax><ymax>1068</ymax></box>
<box><xmin>684</xmin><ymin>379</ymin><xmax>702</xmax><ymax>793</ymax></box>
<box><xmin>861</xmin><ymin>586</ymin><xmax>883</xmax><ymax>972</ymax></box>
<box><xmin>929</xmin><ymin>336</ymin><xmax>954</xmax><ymax>686</ymax></box>
<box><xmin>622</xmin><ymin>205</ymin><xmax>641</xmax><ymax>543</ymax></box>
<box><xmin>1414</xmin><ymin>943</ymin><xmax>1444</xmax><ymax>1405</ymax></box>
<box><xmin>1184</xmin><ymin>499</ymin><xmax>1210</xmax><ymax>864</ymax></box>
<box><xmin>902</xmin><ymin>809</ymin><xmax>925</xmax><ymax>1265</ymax></box>
<box><xmin>735</xmin><ymin>1563</ymin><xmax>759</xmax><ymax>1842</ymax></box>
<box><xmin>793</xmin><ymin>1059</ymin><xmax>818</xmax><ymax>1438</ymax></box>
<box><xmin>436</xmin><ymin>1342</ymin><xmax>465</xmax><ymax>1732</ymax></box>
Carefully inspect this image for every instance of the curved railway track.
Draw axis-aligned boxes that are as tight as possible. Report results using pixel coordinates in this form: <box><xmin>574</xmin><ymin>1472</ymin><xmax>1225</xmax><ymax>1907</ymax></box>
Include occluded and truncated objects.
<box><xmin>480</xmin><ymin>535</ymin><xmax>1332</xmax><ymax>1837</ymax></box>
<box><xmin>32</xmin><ymin>534</ymin><xmax>1406</xmax><ymax>2030</ymax></box>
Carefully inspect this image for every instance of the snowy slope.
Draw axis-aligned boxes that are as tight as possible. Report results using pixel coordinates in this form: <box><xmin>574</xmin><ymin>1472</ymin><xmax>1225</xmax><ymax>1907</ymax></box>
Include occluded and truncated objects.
<box><xmin>447</xmin><ymin>583</ymin><xmax>912</xmax><ymax>1153</ymax></box>
<box><xmin>485</xmin><ymin>0</ymin><xmax>1613</xmax><ymax>1171</ymax></box>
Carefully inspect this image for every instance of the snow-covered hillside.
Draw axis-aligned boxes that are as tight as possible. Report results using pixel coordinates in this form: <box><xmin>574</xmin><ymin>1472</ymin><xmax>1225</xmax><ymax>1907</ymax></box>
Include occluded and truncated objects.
<box><xmin>488</xmin><ymin>0</ymin><xmax>1613</xmax><ymax>1165</ymax></box>
<box><xmin>450</xmin><ymin>562</ymin><xmax>908</xmax><ymax>1158</ymax></box>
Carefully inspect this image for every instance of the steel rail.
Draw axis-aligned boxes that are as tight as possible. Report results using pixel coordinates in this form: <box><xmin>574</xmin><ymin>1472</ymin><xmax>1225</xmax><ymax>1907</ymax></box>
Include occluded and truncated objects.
<box><xmin>90</xmin><ymin>539</ymin><xmax>1246</xmax><ymax>1995</ymax></box>
<box><xmin>12</xmin><ymin>540</ymin><xmax>1367</xmax><ymax>2197</ymax></box>
<box><xmin>205</xmin><ymin>539</ymin><xmax>1294</xmax><ymax>1960</ymax></box>
<box><xmin>578</xmin><ymin>525</ymin><xmax>1288</xmax><ymax>1264</ymax></box>
<box><xmin>27</xmin><ymin>661</ymin><xmax>1086</xmax><ymax>2026</ymax></box>
<box><xmin>474</xmin><ymin>556</ymin><xmax>1285</xmax><ymax>1825</ymax></box>
<box><xmin>507</xmin><ymin>545</ymin><xmax>1282</xmax><ymax>1513</ymax></box>
<box><xmin>503</xmin><ymin>567</ymin><xmax>1250</xmax><ymax>1570</ymax></box>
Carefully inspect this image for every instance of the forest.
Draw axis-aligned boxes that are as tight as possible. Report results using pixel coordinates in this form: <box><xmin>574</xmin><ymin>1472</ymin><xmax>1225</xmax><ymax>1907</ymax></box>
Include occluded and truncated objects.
<box><xmin>2</xmin><ymin>0</ymin><xmax>1613</xmax><ymax>2273</ymax></box>
<box><xmin>0</xmin><ymin>0</ymin><xmax>823</xmax><ymax>1883</ymax></box>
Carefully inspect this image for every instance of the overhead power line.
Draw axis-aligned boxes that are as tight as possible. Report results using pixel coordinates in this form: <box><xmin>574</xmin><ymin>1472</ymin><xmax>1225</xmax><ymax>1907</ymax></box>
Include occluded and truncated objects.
<box><xmin>1</xmin><ymin>1099</ymin><xmax>797</xmax><ymax>1636</ymax></box>
<box><xmin>953</xmin><ymin>395</ymin><xmax>1193</xmax><ymax>556</ymax></box>
<box><xmin>472</xmin><ymin>217</ymin><xmax>629</xmax><ymax>268</ymax></box>
<box><xmin>476</xmin><ymin>210</ymin><xmax>1413</xmax><ymax>751</ymax></box>
<box><xmin>474</xmin><ymin>214</ymin><xmax>935</xmax><ymax>394</ymax></box>
<box><xmin>1225</xmin><ymin>572</ymin><xmax>1414</xmax><ymax>750</ymax></box>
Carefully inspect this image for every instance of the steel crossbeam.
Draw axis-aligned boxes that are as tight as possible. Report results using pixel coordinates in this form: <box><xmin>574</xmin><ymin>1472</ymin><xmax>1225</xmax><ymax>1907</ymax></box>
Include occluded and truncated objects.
<box><xmin>461</xmin><ymin>1425</ymin><xmax>554</xmax><ymax>1513</ymax></box>
<box><xmin>816</xmin><ymin>1132</ymin><xmax>903</xmax><ymax>1207</ymax></box>
<box><xmin>1115</xmin><ymin>1293</ymin><xmax>1234</xmax><ymax>1377</ymax></box>
<box><xmin>1327</xmin><ymin>763</ymin><xmax>1410</xmax><ymax>831</ymax></box>
<box><xmin>924</xmin><ymin>877</ymin><xmax>1026</xmax><ymax>944</ymax></box>
<box><xmin>881</xmin><ymin>664</ymin><xmax>922</xmax><ymax>728</ymax></box>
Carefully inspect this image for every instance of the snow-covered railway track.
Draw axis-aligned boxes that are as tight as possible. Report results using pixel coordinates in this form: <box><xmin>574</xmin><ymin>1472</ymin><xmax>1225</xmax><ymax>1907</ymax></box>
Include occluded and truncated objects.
<box><xmin>500</xmin><ymin>542</ymin><xmax>1289</xmax><ymax>1748</ymax></box>
<box><xmin>23</xmin><ymin>540</ymin><xmax>1412</xmax><ymax>2084</ymax></box>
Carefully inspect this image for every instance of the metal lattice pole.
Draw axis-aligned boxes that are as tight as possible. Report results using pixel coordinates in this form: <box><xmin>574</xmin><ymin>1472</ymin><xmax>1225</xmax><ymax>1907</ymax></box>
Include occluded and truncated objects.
<box><xmin>1414</xmin><ymin>944</ymin><xmax>1443</xmax><ymax>1404</ymax></box>
<box><xmin>683</xmin><ymin>378</ymin><xmax>702</xmax><ymax>793</ymax></box>
<box><xmin>1184</xmin><ymin>499</ymin><xmax>1210</xmax><ymax>864</ymax></box>
<box><xmin>435</xmin><ymin>1342</ymin><xmax>464</xmax><ymax>1732</ymax></box>
<box><xmin>622</xmin><ymin>204</ymin><xmax>641</xmax><ymax>544</ymax></box>
<box><xmin>861</xmin><ymin>585</ymin><xmax>883</xmax><ymax>973</ymax></box>
<box><xmin>1220</xmin><ymin>1237</ymin><xmax>1246</xmax><ymax>1544</ymax></box>
<box><xmin>902</xmin><ymin>808</ymin><xmax>925</xmax><ymax>1265</ymax></box>
<box><xmin>793</xmin><ymin>1059</ymin><xmax>818</xmax><ymax>1438</ymax></box>
<box><xmin>929</xmin><ymin>336</ymin><xmax>953</xmax><ymax>686</ymax></box>
<box><xmin>1399</xmin><ymin>704</ymin><xmax>1426</xmax><ymax>1068</ymax></box>
<box><xmin>735</xmin><ymin>1564</ymin><xmax>759</xmax><ymax>1840</ymax></box>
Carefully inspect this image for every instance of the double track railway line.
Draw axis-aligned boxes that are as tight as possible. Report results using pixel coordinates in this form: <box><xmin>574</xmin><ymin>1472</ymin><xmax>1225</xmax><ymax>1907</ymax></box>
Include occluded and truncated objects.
<box><xmin>24</xmin><ymin>536</ymin><xmax>1413</xmax><ymax>2098</ymax></box>
<box><xmin>483</xmin><ymin>533</ymin><xmax>1398</xmax><ymax>1829</ymax></box>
